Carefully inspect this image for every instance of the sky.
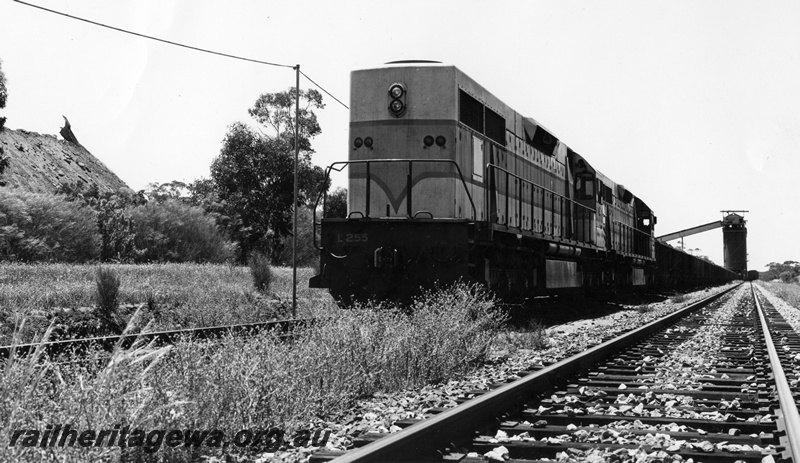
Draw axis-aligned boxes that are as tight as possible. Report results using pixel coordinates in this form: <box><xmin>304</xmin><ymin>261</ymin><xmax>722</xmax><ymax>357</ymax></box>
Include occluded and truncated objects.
<box><xmin>1</xmin><ymin>0</ymin><xmax>798</xmax><ymax>272</ymax></box>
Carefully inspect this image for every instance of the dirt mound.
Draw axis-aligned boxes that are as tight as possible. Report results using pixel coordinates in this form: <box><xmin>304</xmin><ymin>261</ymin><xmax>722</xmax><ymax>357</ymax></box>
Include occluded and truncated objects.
<box><xmin>0</xmin><ymin>127</ymin><xmax>130</xmax><ymax>194</ymax></box>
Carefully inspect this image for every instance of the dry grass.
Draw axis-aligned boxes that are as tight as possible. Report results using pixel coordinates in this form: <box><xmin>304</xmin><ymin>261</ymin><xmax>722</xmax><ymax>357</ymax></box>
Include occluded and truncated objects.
<box><xmin>495</xmin><ymin>318</ymin><xmax>549</xmax><ymax>353</ymax></box>
<box><xmin>670</xmin><ymin>293</ymin><xmax>689</xmax><ymax>304</ymax></box>
<box><xmin>0</xmin><ymin>283</ymin><xmax>503</xmax><ymax>461</ymax></box>
<box><xmin>0</xmin><ymin>263</ymin><xmax>331</xmax><ymax>345</ymax></box>
<box><xmin>636</xmin><ymin>304</ymin><xmax>654</xmax><ymax>314</ymax></box>
<box><xmin>759</xmin><ymin>281</ymin><xmax>800</xmax><ymax>309</ymax></box>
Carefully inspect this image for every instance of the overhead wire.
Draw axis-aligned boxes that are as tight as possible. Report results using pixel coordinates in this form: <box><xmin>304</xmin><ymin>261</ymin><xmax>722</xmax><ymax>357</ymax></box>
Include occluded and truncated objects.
<box><xmin>12</xmin><ymin>0</ymin><xmax>349</xmax><ymax>109</ymax></box>
<box><xmin>300</xmin><ymin>70</ymin><xmax>349</xmax><ymax>110</ymax></box>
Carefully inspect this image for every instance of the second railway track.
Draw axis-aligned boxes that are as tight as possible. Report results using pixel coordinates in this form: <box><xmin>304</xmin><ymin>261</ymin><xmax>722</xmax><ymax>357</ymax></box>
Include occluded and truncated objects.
<box><xmin>0</xmin><ymin>317</ymin><xmax>313</xmax><ymax>360</ymax></box>
<box><xmin>324</xmin><ymin>283</ymin><xmax>800</xmax><ymax>462</ymax></box>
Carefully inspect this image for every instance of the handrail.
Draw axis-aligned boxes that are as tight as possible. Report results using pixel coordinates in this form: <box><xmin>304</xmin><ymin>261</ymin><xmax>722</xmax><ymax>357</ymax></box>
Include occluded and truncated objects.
<box><xmin>613</xmin><ymin>220</ymin><xmax>655</xmax><ymax>259</ymax></box>
<box><xmin>484</xmin><ymin>163</ymin><xmax>595</xmax><ymax>243</ymax></box>
<box><xmin>312</xmin><ymin>159</ymin><xmax>478</xmax><ymax>250</ymax></box>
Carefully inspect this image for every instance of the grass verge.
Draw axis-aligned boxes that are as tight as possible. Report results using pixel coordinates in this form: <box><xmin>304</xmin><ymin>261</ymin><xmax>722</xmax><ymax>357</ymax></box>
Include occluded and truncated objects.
<box><xmin>759</xmin><ymin>281</ymin><xmax>800</xmax><ymax>308</ymax></box>
<box><xmin>0</xmin><ymin>263</ymin><xmax>330</xmax><ymax>344</ymax></box>
<box><xmin>0</xmin><ymin>282</ymin><xmax>503</xmax><ymax>461</ymax></box>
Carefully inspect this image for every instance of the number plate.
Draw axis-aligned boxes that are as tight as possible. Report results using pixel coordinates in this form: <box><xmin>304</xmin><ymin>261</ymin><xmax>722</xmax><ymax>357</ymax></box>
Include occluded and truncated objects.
<box><xmin>336</xmin><ymin>233</ymin><xmax>368</xmax><ymax>243</ymax></box>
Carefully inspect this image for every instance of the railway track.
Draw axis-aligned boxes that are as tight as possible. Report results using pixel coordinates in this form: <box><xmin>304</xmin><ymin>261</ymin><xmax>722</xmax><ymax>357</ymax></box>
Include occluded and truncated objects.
<box><xmin>0</xmin><ymin>317</ymin><xmax>312</xmax><ymax>360</ymax></box>
<box><xmin>320</xmin><ymin>283</ymin><xmax>800</xmax><ymax>462</ymax></box>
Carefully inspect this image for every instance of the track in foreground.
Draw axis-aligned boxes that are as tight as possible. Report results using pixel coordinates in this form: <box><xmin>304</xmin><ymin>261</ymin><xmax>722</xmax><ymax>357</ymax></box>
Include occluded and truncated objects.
<box><xmin>322</xmin><ymin>283</ymin><xmax>800</xmax><ymax>462</ymax></box>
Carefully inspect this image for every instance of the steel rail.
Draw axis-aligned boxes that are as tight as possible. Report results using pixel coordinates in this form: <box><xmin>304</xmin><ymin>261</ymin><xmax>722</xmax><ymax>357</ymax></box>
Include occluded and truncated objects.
<box><xmin>0</xmin><ymin>317</ymin><xmax>313</xmax><ymax>360</ymax></box>
<box><xmin>752</xmin><ymin>283</ymin><xmax>800</xmax><ymax>462</ymax></box>
<box><xmin>332</xmin><ymin>284</ymin><xmax>740</xmax><ymax>462</ymax></box>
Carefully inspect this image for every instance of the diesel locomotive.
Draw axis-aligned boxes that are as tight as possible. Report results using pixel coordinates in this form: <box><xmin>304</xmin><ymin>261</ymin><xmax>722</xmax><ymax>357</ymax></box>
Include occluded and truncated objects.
<box><xmin>309</xmin><ymin>62</ymin><xmax>737</xmax><ymax>303</ymax></box>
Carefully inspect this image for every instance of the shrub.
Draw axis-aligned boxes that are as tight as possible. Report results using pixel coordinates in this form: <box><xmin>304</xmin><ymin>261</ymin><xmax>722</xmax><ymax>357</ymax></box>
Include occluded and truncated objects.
<box><xmin>95</xmin><ymin>266</ymin><xmax>120</xmax><ymax>313</ymax></box>
<box><xmin>129</xmin><ymin>200</ymin><xmax>234</xmax><ymax>263</ymax></box>
<box><xmin>94</xmin><ymin>192</ymin><xmax>139</xmax><ymax>262</ymax></box>
<box><xmin>248</xmin><ymin>251</ymin><xmax>273</xmax><ymax>293</ymax></box>
<box><xmin>95</xmin><ymin>266</ymin><xmax>123</xmax><ymax>332</ymax></box>
<box><xmin>302</xmin><ymin>282</ymin><xmax>505</xmax><ymax>395</ymax></box>
<box><xmin>0</xmin><ymin>189</ymin><xmax>100</xmax><ymax>262</ymax></box>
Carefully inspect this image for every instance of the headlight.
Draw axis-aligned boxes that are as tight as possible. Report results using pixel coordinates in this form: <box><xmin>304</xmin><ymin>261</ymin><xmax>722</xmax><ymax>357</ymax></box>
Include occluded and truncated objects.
<box><xmin>387</xmin><ymin>82</ymin><xmax>407</xmax><ymax>118</ymax></box>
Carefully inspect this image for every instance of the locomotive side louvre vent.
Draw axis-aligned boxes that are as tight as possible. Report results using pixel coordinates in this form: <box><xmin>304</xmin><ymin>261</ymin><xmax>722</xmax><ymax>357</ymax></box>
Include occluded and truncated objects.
<box><xmin>459</xmin><ymin>89</ymin><xmax>483</xmax><ymax>133</ymax></box>
<box><xmin>459</xmin><ymin>89</ymin><xmax>506</xmax><ymax>146</ymax></box>
<box><xmin>484</xmin><ymin>107</ymin><xmax>506</xmax><ymax>146</ymax></box>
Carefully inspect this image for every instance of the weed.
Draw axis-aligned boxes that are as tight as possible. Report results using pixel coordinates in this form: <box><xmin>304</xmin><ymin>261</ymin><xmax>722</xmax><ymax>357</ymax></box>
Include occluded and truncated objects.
<box><xmin>521</xmin><ymin>319</ymin><xmax>549</xmax><ymax>349</ymax></box>
<box><xmin>1</xmin><ymin>316</ymin><xmax>178</xmax><ymax>462</ymax></box>
<box><xmin>636</xmin><ymin>304</ymin><xmax>654</xmax><ymax>314</ymax></box>
<box><xmin>496</xmin><ymin>318</ymin><xmax>549</xmax><ymax>353</ymax></box>
<box><xmin>0</xmin><ymin>282</ymin><xmax>504</xmax><ymax>461</ymax></box>
<box><xmin>671</xmin><ymin>294</ymin><xmax>689</xmax><ymax>303</ymax></box>
<box><xmin>248</xmin><ymin>251</ymin><xmax>273</xmax><ymax>294</ymax></box>
<box><xmin>95</xmin><ymin>266</ymin><xmax>122</xmax><ymax>333</ymax></box>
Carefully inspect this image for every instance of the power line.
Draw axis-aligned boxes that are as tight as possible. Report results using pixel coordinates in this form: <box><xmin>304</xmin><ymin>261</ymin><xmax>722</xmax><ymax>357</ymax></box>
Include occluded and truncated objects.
<box><xmin>13</xmin><ymin>0</ymin><xmax>294</xmax><ymax>69</ymax></box>
<box><xmin>13</xmin><ymin>0</ymin><xmax>349</xmax><ymax>109</ymax></box>
<box><xmin>300</xmin><ymin>70</ymin><xmax>349</xmax><ymax>110</ymax></box>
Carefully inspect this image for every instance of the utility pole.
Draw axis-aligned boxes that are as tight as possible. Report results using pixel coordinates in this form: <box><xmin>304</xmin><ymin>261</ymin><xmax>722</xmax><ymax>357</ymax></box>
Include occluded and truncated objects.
<box><xmin>292</xmin><ymin>64</ymin><xmax>299</xmax><ymax>318</ymax></box>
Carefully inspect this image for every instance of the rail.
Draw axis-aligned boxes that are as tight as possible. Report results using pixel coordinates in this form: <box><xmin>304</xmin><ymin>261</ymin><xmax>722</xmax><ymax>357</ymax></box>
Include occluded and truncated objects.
<box><xmin>752</xmin><ymin>284</ymin><xmax>800</xmax><ymax>462</ymax></box>
<box><xmin>484</xmin><ymin>163</ymin><xmax>596</xmax><ymax>244</ymax></box>
<box><xmin>0</xmin><ymin>318</ymin><xmax>314</xmax><ymax>360</ymax></box>
<box><xmin>312</xmin><ymin>159</ymin><xmax>477</xmax><ymax>250</ymax></box>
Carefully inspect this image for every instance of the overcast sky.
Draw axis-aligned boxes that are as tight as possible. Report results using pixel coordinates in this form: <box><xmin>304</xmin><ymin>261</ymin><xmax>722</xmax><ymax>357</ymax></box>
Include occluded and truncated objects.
<box><xmin>1</xmin><ymin>0</ymin><xmax>797</xmax><ymax>271</ymax></box>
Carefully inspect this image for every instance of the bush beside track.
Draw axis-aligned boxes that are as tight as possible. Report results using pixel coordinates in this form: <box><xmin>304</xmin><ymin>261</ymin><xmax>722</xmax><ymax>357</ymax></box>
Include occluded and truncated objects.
<box><xmin>0</xmin><ymin>282</ymin><xmax>503</xmax><ymax>462</ymax></box>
